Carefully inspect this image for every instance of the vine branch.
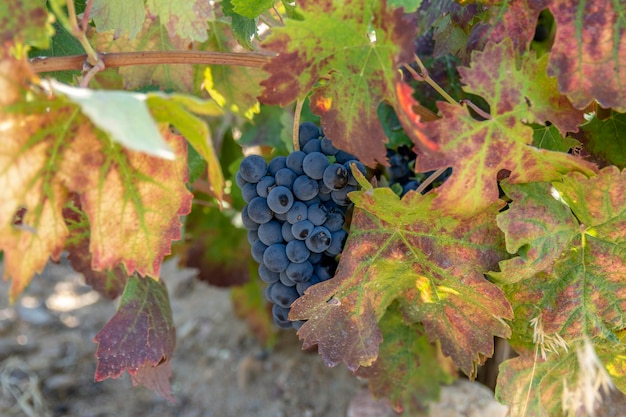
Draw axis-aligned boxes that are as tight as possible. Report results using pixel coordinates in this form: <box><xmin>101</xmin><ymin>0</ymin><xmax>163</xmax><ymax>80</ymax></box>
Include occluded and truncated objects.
<box><xmin>29</xmin><ymin>51</ymin><xmax>271</xmax><ymax>73</ymax></box>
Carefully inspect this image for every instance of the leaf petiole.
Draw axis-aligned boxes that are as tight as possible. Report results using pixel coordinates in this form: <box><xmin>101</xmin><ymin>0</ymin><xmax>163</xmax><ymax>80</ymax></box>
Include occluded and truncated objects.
<box><xmin>407</xmin><ymin>55</ymin><xmax>459</xmax><ymax>106</ymax></box>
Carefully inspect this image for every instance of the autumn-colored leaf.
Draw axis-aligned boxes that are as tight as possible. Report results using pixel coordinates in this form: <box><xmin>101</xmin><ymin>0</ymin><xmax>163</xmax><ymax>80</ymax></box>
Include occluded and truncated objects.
<box><xmin>547</xmin><ymin>0</ymin><xmax>626</xmax><ymax>112</ymax></box>
<box><xmin>259</xmin><ymin>0</ymin><xmax>416</xmax><ymax>166</ymax></box>
<box><xmin>290</xmin><ymin>181</ymin><xmax>512</xmax><ymax>376</ymax></box>
<box><xmin>146</xmin><ymin>0</ymin><xmax>212</xmax><ymax>42</ymax></box>
<box><xmin>397</xmin><ymin>39</ymin><xmax>596</xmax><ymax>217</ymax></box>
<box><xmin>481</xmin><ymin>0</ymin><xmax>546</xmax><ymax>53</ymax></box>
<box><xmin>494</xmin><ymin>167</ymin><xmax>626</xmax><ymax>351</ymax></box>
<box><xmin>355</xmin><ymin>304</ymin><xmax>456</xmax><ymax>414</ymax></box>
<box><xmin>90</xmin><ymin>15</ymin><xmax>194</xmax><ymax>92</ymax></box>
<box><xmin>90</xmin><ymin>0</ymin><xmax>145</xmax><ymax>40</ymax></box>
<box><xmin>94</xmin><ymin>275</ymin><xmax>176</xmax><ymax>403</ymax></box>
<box><xmin>577</xmin><ymin>111</ymin><xmax>626</xmax><ymax>169</ymax></box>
<box><xmin>1</xmin><ymin>0</ymin><xmax>52</xmax><ymax>53</ymax></box>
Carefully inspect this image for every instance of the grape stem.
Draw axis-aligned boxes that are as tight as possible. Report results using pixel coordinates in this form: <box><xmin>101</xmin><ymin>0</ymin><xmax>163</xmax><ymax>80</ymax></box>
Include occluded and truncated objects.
<box><xmin>30</xmin><ymin>51</ymin><xmax>270</xmax><ymax>73</ymax></box>
<box><xmin>407</xmin><ymin>55</ymin><xmax>459</xmax><ymax>106</ymax></box>
<box><xmin>293</xmin><ymin>99</ymin><xmax>304</xmax><ymax>151</ymax></box>
<box><xmin>415</xmin><ymin>167</ymin><xmax>448</xmax><ymax>194</ymax></box>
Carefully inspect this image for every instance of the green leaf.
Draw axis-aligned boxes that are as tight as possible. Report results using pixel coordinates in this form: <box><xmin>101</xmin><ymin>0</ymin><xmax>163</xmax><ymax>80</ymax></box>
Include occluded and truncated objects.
<box><xmin>232</xmin><ymin>0</ymin><xmax>275</xmax><ymax>18</ymax></box>
<box><xmin>146</xmin><ymin>0</ymin><xmax>212</xmax><ymax>42</ymax></box>
<box><xmin>221</xmin><ymin>0</ymin><xmax>257</xmax><ymax>50</ymax></box>
<box><xmin>396</xmin><ymin>39</ymin><xmax>596</xmax><ymax>217</ymax></box>
<box><xmin>147</xmin><ymin>93</ymin><xmax>225</xmax><ymax>203</ymax></box>
<box><xmin>90</xmin><ymin>0</ymin><xmax>145</xmax><ymax>39</ymax></box>
<box><xmin>547</xmin><ymin>0</ymin><xmax>626</xmax><ymax>111</ymax></box>
<box><xmin>578</xmin><ymin>111</ymin><xmax>626</xmax><ymax>169</ymax></box>
<box><xmin>532</xmin><ymin>124</ymin><xmax>580</xmax><ymax>153</ymax></box>
<box><xmin>1</xmin><ymin>0</ymin><xmax>53</xmax><ymax>52</ymax></box>
<box><xmin>290</xmin><ymin>184</ymin><xmax>512</xmax><ymax>376</ymax></box>
<box><xmin>388</xmin><ymin>0</ymin><xmax>423</xmax><ymax>13</ymax></box>
<box><xmin>49</xmin><ymin>80</ymin><xmax>175</xmax><ymax>160</ymax></box>
<box><xmin>94</xmin><ymin>275</ymin><xmax>176</xmax><ymax>403</ymax></box>
<box><xmin>355</xmin><ymin>304</ymin><xmax>456</xmax><ymax>414</ymax></box>
<box><xmin>259</xmin><ymin>0</ymin><xmax>417</xmax><ymax>166</ymax></box>
<box><xmin>238</xmin><ymin>104</ymin><xmax>292</xmax><ymax>153</ymax></box>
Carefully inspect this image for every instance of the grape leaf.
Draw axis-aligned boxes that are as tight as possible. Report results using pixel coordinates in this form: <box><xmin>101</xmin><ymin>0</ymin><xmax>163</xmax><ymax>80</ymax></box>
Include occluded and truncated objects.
<box><xmin>90</xmin><ymin>16</ymin><xmax>194</xmax><ymax>92</ymax></box>
<box><xmin>0</xmin><ymin>59</ymin><xmax>193</xmax><ymax>301</ymax></box>
<box><xmin>90</xmin><ymin>0</ymin><xmax>145</xmax><ymax>39</ymax></box>
<box><xmin>94</xmin><ymin>275</ymin><xmax>176</xmax><ymax>403</ymax></box>
<box><xmin>495</xmin><ymin>168</ymin><xmax>626</xmax><ymax>347</ymax></box>
<box><xmin>577</xmin><ymin>111</ymin><xmax>626</xmax><ymax>169</ymax></box>
<box><xmin>290</xmin><ymin>181</ymin><xmax>512</xmax><ymax>376</ymax></box>
<box><xmin>259</xmin><ymin>0</ymin><xmax>416</xmax><ymax>166</ymax></box>
<box><xmin>532</xmin><ymin>124</ymin><xmax>580</xmax><ymax>153</ymax></box>
<box><xmin>203</xmin><ymin>21</ymin><xmax>264</xmax><ymax>119</ymax></box>
<box><xmin>220</xmin><ymin>0</ymin><xmax>257</xmax><ymax>50</ymax></box>
<box><xmin>146</xmin><ymin>93</ymin><xmax>225</xmax><ymax>203</ymax></box>
<box><xmin>64</xmin><ymin>199</ymin><xmax>129</xmax><ymax>299</ymax></box>
<box><xmin>481</xmin><ymin>0</ymin><xmax>545</xmax><ymax>53</ymax></box>
<box><xmin>355</xmin><ymin>304</ymin><xmax>456</xmax><ymax>414</ymax></box>
<box><xmin>232</xmin><ymin>0</ymin><xmax>274</xmax><ymax>18</ymax></box>
<box><xmin>547</xmin><ymin>0</ymin><xmax>626</xmax><ymax>112</ymax></box>
<box><xmin>50</xmin><ymin>80</ymin><xmax>176</xmax><ymax>160</ymax></box>
<box><xmin>1</xmin><ymin>0</ymin><xmax>52</xmax><ymax>52</ymax></box>
<box><xmin>396</xmin><ymin>39</ymin><xmax>596</xmax><ymax>217</ymax></box>
<box><xmin>146</xmin><ymin>0</ymin><xmax>212</xmax><ymax>42</ymax></box>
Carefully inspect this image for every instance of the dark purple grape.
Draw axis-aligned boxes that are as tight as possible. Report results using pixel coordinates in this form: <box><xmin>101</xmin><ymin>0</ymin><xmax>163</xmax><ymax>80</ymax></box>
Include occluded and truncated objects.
<box><xmin>267</xmin><ymin>186</ymin><xmax>294</xmax><ymax>214</ymax></box>
<box><xmin>247</xmin><ymin>197</ymin><xmax>273</xmax><ymax>224</ymax></box>
<box><xmin>298</xmin><ymin>122</ymin><xmax>320</xmax><ymax>147</ymax></box>
<box><xmin>293</xmin><ymin>175</ymin><xmax>319</xmax><ymax>201</ymax></box>
<box><xmin>258</xmin><ymin>221</ymin><xmax>283</xmax><ymax>245</ymax></box>
<box><xmin>302</xmin><ymin>139</ymin><xmax>322</xmax><ymax>154</ymax></box>
<box><xmin>268</xmin><ymin>156</ymin><xmax>287</xmax><ymax>176</ymax></box>
<box><xmin>302</xmin><ymin>152</ymin><xmax>330</xmax><ymax>180</ymax></box>
<box><xmin>291</xmin><ymin>220</ymin><xmax>314</xmax><ymax>240</ymax></box>
<box><xmin>307</xmin><ymin>203</ymin><xmax>328</xmax><ymax>226</ymax></box>
<box><xmin>239</xmin><ymin>155</ymin><xmax>267</xmax><ymax>183</ymax></box>
<box><xmin>256</xmin><ymin>176</ymin><xmax>276</xmax><ymax>198</ymax></box>
<box><xmin>286</xmin><ymin>240</ymin><xmax>310</xmax><ymax>263</ymax></box>
<box><xmin>263</xmin><ymin>243</ymin><xmax>289</xmax><ymax>273</ymax></box>
<box><xmin>305</xmin><ymin>226</ymin><xmax>332</xmax><ymax>253</ymax></box>
<box><xmin>323</xmin><ymin>163</ymin><xmax>349</xmax><ymax>190</ymax></box>
<box><xmin>275</xmin><ymin>168</ymin><xmax>298</xmax><ymax>188</ymax></box>
<box><xmin>270</xmin><ymin>283</ymin><xmax>299</xmax><ymax>308</ymax></box>
<box><xmin>285</xmin><ymin>261</ymin><xmax>314</xmax><ymax>283</ymax></box>
<box><xmin>259</xmin><ymin>264</ymin><xmax>280</xmax><ymax>283</ymax></box>
<box><xmin>286</xmin><ymin>201</ymin><xmax>308</xmax><ymax>224</ymax></box>
<box><xmin>286</xmin><ymin>151</ymin><xmax>307</xmax><ymax>175</ymax></box>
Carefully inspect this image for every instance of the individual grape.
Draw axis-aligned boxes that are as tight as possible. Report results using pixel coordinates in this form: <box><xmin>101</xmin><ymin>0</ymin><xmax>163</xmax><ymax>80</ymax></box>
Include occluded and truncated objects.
<box><xmin>241</xmin><ymin>182</ymin><xmax>259</xmax><ymax>203</ymax></box>
<box><xmin>267</xmin><ymin>186</ymin><xmax>294</xmax><ymax>214</ymax></box>
<box><xmin>247</xmin><ymin>229</ymin><xmax>258</xmax><ymax>245</ymax></box>
<box><xmin>302</xmin><ymin>152</ymin><xmax>330</xmax><ymax>180</ymax></box>
<box><xmin>292</xmin><ymin>175</ymin><xmax>319</xmax><ymax>200</ymax></box>
<box><xmin>303</xmin><ymin>196</ymin><xmax>321</xmax><ymax>206</ymax></box>
<box><xmin>281</xmin><ymin>221</ymin><xmax>296</xmax><ymax>242</ymax></box>
<box><xmin>270</xmin><ymin>282</ymin><xmax>299</xmax><ymax>308</ymax></box>
<box><xmin>272</xmin><ymin>304</ymin><xmax>293</xmax><ymax>329</ymax></box>
<box><xmin>291</xmin><ymin>220</ymin><xmax>314</xmax><ymax>240</ymax></box>
<box><xmin>239</xmin><ymin>155</ymin><xmax>267</xmax><ymax>183</ymax></box>
<box><xmin>307</xmin><ymin>203</ymin><xmax>328</xmax><ymax>226</ymax></box>
<box><xmin>235</xmin><ymin>171</ymin><xmax>247</xmax><ymax>188</ymax></box>
<box><xmin>251</xmin><ymin>240</ymin><xmax>267</xmax><ymax>264</ymax></box>
<box><xmin>279</xmin><ymin>270</ymin><xmax>296</xmax><ymax>287</ymax></box>
<box><xmin>274</xmin><ymin>212</ymin><xmax>287</xmax><ymax>222</ymax></box>
<box><xmin>258</xmin><ymin>220</ymin><xmax>283</xmax><ymax>245</ymax></box>
<box><xmin>331</xmin><ymin>185</ymin><xmax>356</xmax><ymax>206</ymax></box>
<box><xmin>318</xmin><ymin>192</ymin><xmax>331</xmax><ymax>202</ymax></box>
<box><xmin>344</xmin><ymin>160</ymin><xmax>367</xmax><ymax>186</ymax></box>
<box><xmin>302</xmin><ymin>139</ymin><xmax>322</xmax><ymax>154</ymax></box>
<box><xmin>286</xmin><ymin>201</ymin><xmax>308</xmax><ymax>224</ymax></box>
<box><xmin>265</xmin><ymin>282</ymin><xmax>276</xmax><ymax>302</ymax></box>
<box><xmin>285</xmin><ymin>260</ymin><xmax>314</xmax><ymax>283</ymax></box>
<box><xmin>259</xmin><ymin>264</ymin><xmax>280</xmax><ymax>283</ymax></box>
<box><xmin>275</xmin><ymin>168</ymin><xmax>298</xmax><ymax>188</ymax></box>
<box><xmin>286</xmin><ymin>240</ymin><xmax>310</xmax><ymax>263</ymax></box>
<box><xmin>305</xmin><ymin>226</ymin><xmax>332</xmax><ymax>253</ymax></box>
<box><xmin>296</xmin><ymin>275</ymin><xmax>321</xmax><ymax>296</ymax></box>
<box><xmin>335</xmin><ymin>150</ymin><xmax>357</xmax><ymax>164</ymax></box>
<box><xmin>315</xmin><ymin>256</ymin><xmax>338</xmax><ymax>281</ymax></box>
<box><xmin>323</xmin><ymin>209</ymin><xmax>345</xmax><ymax>232</ymax></box>
<box><xmin>325</xmin><ymin>229</ymin><xmax>348</xmax><ymax>256</ymax></box>
<box><xmin>247</xmin><ymin>197</ymin><xmax>273</xmax><ymax>224</ymax></box>
<box><xmin>298</xmin><ymin>122</ymin><xmax>320</xmax><ymax>147</ymax></box>
<box><xmin>256</xmin><ymin>176</ymin><xmax>276</xmax><ymax>198</ymax></box>
<box><xmin>323</xmin><ymin>163</ymin><xmax>349</xmax><ymax>190</ymax></box>
<box><xmin>388</xmin><ymin>153</ymin><xmax>410</xmax><ymax>181</ymax></box>
<box><xmin>318</xmin><ymin>179</ymin><xmax>332</xmax><ymax>195</ymax></box>
<box><xmin>402</xmin><ymin>180</ymin><xmax>419</xmax><ymax>196</ymax></box>
<box><xmin>268</xmin><ymin>155</ymin><xmax>287</xmax><ymax>176</ymax></box>
<box><xmin>286</xmin><ymin>151</ymin><xmax>307</xmax><ymax>175</ymax></box>
<box><xmin>320</xmin><ymin>137</ymin><xmax>338</xmax><ymax>156</ymax></box>
<box><xmin>308</xmin><ymin>251</ymin><xmax>323</xmax><ymax>265</ymax></box>
<box><xmin>240</xmin><ymin>205</ymin><xmax>259</xmax><ymax>230</ymax></box>
<box><xmin>263</xmin><ymin>243</ymin><xmax>290</xmax><ymax>273</ymax></box>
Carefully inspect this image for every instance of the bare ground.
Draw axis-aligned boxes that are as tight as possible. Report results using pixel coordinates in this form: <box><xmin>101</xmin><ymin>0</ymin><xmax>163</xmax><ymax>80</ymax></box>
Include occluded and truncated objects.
<box><xmin>0</xmin><ymin>259</ymin><xmax>510</xmax><ymax>417</ymax></box>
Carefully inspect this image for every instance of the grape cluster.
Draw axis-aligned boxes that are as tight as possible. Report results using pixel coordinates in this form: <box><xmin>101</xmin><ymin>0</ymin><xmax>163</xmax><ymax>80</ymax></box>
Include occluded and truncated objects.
<box><xmin>237</xmin><ymin>122</ymin><xmax>367</xmax><ymax>330</ymax></box>
<box><xmin>387</xmin><ymin>146</ymin><xmax>452</xmax><ymax>197</ymax></box>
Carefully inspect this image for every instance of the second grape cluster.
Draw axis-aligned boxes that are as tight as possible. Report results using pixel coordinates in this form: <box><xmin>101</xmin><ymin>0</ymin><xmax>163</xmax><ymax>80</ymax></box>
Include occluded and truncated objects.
<box><xmin>237</xmin><ymin>122</ymin><xmax>367</xmax><ymax>330</ymax></box>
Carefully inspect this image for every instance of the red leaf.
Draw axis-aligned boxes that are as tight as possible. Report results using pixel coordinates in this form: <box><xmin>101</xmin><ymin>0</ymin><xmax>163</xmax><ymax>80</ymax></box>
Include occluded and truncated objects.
<box><xmin>94</xmin><ymin>275</ymin><xmax>176</xmax><ymax>402</ymax></box>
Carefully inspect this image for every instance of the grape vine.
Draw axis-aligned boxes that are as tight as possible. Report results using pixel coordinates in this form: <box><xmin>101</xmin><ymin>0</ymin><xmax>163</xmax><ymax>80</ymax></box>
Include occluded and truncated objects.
<box><xmin>2</xmin><ymin>0</ymin><xmax>626</xmax><ymax>416</ymax></box>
